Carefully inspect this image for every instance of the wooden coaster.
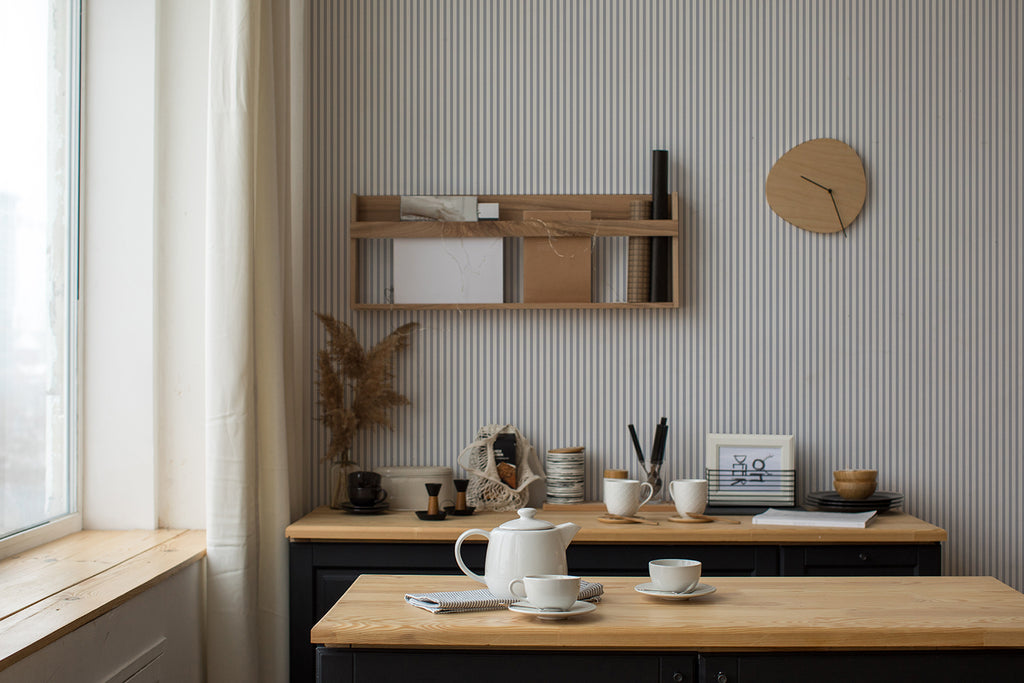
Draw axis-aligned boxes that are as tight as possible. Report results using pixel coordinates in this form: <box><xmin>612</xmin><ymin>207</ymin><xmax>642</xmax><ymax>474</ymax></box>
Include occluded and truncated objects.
<box><xmin>597</xmin><ymin>515</ymin><xmax>639</xmax><ymax>524</ymax></box>
<box><xmin>667</xmin><ymin>516</ymin><xmax>711</xmax><ymax>524</ymax></box>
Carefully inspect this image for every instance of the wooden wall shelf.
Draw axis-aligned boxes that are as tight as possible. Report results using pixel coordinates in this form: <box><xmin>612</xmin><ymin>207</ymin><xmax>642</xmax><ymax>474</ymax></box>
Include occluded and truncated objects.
<box><xmin>349</xmin><ymin>193</ymin><xmax>679</xmax><ymax>310</ymax></box>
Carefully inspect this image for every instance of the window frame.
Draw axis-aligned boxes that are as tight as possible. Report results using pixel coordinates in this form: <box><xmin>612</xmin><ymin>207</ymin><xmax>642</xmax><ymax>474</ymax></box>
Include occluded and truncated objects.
<box><xmin>0</xmin><ymin>0</ymin><xmax>83</xmax><ymax>561</ymax></box>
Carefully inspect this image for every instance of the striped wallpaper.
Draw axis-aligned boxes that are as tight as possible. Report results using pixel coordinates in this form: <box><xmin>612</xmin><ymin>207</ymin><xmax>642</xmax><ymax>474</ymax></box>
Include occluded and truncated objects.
<box><xmin>308</xmin><ymin>0</ymin><xmax>1023</xmax><ymax>591</ymax></box>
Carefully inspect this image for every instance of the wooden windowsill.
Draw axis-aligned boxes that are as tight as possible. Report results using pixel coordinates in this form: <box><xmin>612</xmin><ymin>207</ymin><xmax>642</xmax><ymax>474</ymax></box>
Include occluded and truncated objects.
<box><xmin>0</xmin><ymin>528</ymin><xmax>206</xmax><ymax>671</ymax></box>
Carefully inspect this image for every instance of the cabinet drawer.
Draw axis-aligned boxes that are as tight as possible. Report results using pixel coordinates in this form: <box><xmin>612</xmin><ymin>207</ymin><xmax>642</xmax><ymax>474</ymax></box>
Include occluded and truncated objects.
<box><xmin>312</xmin><ymin>542</ymin><xmax>486</xmax><ymax>570</ymax></box>
<box><xmin>807</xmin><ymin>546</ymin><xmax>918</xmax><ymax>566</ymax></box>
<box><xmin>781</xmin><ymin>545</ymin><xmax>939</xmax><ymax>576</ymax></box>
<box><xmin>569</xmin><ymin>544</ymin><xmax>778</xmax><ymax>577</ymax></box>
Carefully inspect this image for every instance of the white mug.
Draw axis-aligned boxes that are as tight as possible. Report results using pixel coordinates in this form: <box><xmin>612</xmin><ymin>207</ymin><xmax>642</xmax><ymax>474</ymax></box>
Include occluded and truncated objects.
<box><xmin>669</xmin><ymin>478</ymin><xmax>708</xmax><ymax>517</ymax></box>
<box><xmin>508</xmin><ymin>574</ymin><xmax>580</xmax><ymax>611</ymax></box>
<box><xmin>604</xmin><ymin>478</ymin><xmax>654</xmax><ymax>517</ymax></box>
<box><xmin>650</xmin><ymin>558</ymin><xmax>702</xmax><ymax>593</ymax></box>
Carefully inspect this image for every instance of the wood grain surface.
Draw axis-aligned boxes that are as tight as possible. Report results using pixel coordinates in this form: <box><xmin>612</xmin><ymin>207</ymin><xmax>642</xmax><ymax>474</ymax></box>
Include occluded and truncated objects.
<box><xmin>0</xmin><ymin>530</ymin><xmax>206</xmax><ymax>670</ymax></box>
<box><xmin>0</xmin><ymin>529</ymin><xmax>184</xmax><ymax>621</ymax></box>
<box><xmin>286</xmin><ymin>506</ymin><xmax>947</xmax><ymax>544</ymax></box>
<box><xmin>765</xmin><ymin>138</ymin><xmax>867</xmax><ymax>234</ymax></box>
<box><xmin>355</xmin><ymin>194</ymin><xmax>672</xmax><ymax>221</ymax></box>
<box><xmin>349</xmin><ymin>193</ymin><xmax>681</xmax><ymax>310</ymax></box>
<box><xmin>312</xmin><ymin>574</ymin><xmax>1024</xmax><ymax>652</ymax></box>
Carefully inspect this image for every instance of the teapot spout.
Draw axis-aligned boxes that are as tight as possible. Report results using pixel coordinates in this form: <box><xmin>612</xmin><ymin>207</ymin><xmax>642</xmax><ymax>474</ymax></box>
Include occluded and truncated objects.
<box><xmin>554</xmin><ymin>522</ymin><xmax>581</xmax><ymax>549</ymax></box>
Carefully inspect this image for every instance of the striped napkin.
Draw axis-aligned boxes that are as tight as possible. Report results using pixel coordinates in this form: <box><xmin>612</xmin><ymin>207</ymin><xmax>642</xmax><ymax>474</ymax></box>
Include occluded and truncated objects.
<box><xmin>405</xmin><ymin>580</ymin><xmax>604</xmax><ymax>614</ymax></box>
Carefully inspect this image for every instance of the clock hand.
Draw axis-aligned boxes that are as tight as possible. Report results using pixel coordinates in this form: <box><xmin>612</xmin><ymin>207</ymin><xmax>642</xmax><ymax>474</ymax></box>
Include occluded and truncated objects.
<box><xmin>827</xmin><ymin>190</ymin><xmax>848</xmax><ymax>239</ymax></box>
<box><xmin>800</xmin><ymin>175</ymin><xmax>831</xmax><ymax>192</ymax></box>
<box><xmin>801</xmin><ymin>175</ymin><xmax>848</xmax><ymax>238</ymax></box>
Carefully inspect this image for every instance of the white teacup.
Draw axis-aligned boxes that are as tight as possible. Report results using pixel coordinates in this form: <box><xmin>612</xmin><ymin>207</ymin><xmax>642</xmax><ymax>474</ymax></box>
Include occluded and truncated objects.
<box><xmin>604</xmin><ymin>478</ymin><xmax>654</xmax><ymax>517</ymax></box>
<box><xmin>670</xmin><ymin>478</ymin><xmax>708</xmax><ymax>517</ymax></box>
<box><xmin>508</xmin><ymin>574</ymin><xmax>580</xmax><ymax>611</ymax></box>
<box><xmin>649</xmin><ymin>558</ymin><xmax>702</xmax><ymax>593</ymax></box>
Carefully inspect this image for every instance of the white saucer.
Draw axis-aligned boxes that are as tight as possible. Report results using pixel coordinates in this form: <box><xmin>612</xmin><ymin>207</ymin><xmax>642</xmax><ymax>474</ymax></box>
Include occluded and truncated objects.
<box><xmin>507</xmin><ymin>600</ymin><xmax>597</xmax><ymax>620</ymax></box>
<box><xmin>634</xmin><ymin>582</ymin><xmax>717</xmax><ymax>600</ymax></box>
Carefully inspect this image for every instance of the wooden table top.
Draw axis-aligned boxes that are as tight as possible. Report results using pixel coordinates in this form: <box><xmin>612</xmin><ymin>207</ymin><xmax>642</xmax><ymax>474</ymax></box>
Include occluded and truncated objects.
<box><xmin>311</xmin><ymin>574</ymin><xmax>1024</xmax><ymax>652</ymax></box>
<box><xmin>287</xmin><ymin>506</ymin><xmax>946</xmax><ymax>544</ymax></box>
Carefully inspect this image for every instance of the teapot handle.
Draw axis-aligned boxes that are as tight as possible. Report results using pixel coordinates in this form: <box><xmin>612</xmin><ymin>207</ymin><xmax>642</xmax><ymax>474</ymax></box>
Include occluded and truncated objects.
<box><xmin>454</xmin><ymin>528</ymin><xmax>489</xmax><ymax>584</ymax></box>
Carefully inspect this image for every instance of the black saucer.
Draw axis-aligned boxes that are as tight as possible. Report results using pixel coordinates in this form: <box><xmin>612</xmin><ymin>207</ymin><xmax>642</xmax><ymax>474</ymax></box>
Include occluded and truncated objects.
<box><xmin>340</xmin><ymin>501</ymin><xmax>389</xmax><ymax>514</ymax></box>
<box><xmin>415</xmin><ymin>510</ymin><xmax>448</xmax><ymax>521</ymax></box>
<box><xmin>443</xmin><ymin>505</ymin><xmax>476</xmax><ymax>516</ymax></box>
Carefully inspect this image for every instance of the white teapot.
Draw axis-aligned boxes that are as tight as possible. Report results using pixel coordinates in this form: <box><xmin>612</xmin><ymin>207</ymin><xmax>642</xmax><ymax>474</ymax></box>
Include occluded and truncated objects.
<box><xmin>454</xmin><ymin>508</ymin><xmax>581</xmax><ymax>599</ymax></box>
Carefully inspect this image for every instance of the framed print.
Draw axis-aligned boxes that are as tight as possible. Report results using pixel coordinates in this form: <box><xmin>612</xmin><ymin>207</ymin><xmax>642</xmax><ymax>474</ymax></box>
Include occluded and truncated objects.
<box><xmin>706</xmin><ymin>434</ymin><xmax>795</xmax><ymax>507</ymax></box>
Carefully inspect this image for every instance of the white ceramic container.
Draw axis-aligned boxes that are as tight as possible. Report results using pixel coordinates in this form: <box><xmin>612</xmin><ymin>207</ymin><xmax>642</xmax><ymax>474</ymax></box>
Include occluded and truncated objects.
<box><xmin>603</xmin><ymin>478</ymin><xmax>654</xmax><ymax>517</ymax></box>
<box><xmin>669</xmin><ymin>478</ymin><xmax>708</xmax><ymax>517</ymax></box>
<box><xmin>649</xmin><ymin>558</ymin><xmax>702</xmax><ymax>593</ymax></box>
<box><xmin>374</xmin><ymin>466</ymin><xmax>455</xmax><ymax>511</ymax></box>
<box><xmin>454</xmin><ymin>508</ymin><xmax>580</xmax><ymax>600</ymax></box>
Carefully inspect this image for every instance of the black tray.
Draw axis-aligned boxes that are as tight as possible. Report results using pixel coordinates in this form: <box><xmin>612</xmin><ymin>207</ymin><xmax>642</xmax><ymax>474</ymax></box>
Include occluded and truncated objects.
<box><xmin>804</xmin><ymin>491</ymin><xmax>903</xmax><ymax>512</ymax></box>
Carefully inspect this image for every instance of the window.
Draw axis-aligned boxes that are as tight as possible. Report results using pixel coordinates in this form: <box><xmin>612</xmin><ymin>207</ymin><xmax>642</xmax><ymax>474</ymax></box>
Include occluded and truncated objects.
<box><xmin>0</xmin><ymin>0</ymin><xmax>79</xmax><ymax>545</ymax></box>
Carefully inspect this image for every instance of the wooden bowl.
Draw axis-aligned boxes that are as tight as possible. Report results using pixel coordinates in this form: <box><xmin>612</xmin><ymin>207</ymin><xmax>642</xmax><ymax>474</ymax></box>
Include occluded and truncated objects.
<box><xmin>833</xmin><ymin>480</ymin><xmax>878</xmax><ymax>500</ymax></box>
<box><xmin>833</xmin><ymin>469</ymin><xmax>877</xmax><ymax>483</ymax></box>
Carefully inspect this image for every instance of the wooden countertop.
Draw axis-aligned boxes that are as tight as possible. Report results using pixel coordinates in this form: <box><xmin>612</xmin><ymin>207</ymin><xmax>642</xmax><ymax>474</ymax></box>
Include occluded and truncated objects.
<box><xmin>312</xmin><ymin>574</ymin><xmax>1024</xmax><ymax>652</ymax></box>
<box><xmin>287</xmin><ymin>506</ymin><xmax>946</xmax><ymax>545</ymax></box>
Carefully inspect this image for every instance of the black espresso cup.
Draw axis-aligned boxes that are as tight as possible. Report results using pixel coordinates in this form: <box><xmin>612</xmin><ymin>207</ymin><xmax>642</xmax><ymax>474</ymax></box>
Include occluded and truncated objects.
<box><xmin>349</xmin><ymin>470</ymin><xmax>381</xmax><ymax>489</ymax></box>
<box><xmin>349</xmin><ymin>486</ymin><xmax>387</xmax><ymax>508</ymax></box>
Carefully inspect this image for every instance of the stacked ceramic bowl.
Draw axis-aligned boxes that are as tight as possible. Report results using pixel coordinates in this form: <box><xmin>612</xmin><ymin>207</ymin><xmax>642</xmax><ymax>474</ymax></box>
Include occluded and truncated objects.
<box><xmin>833</xmin><ymin>469</ymin><xmax>877</xmax><ymax>500</ymax></box>
<box><xmin>545</xmin><ymin>447</ymin><xmax>586</xmax><ymax>504</ymax></box>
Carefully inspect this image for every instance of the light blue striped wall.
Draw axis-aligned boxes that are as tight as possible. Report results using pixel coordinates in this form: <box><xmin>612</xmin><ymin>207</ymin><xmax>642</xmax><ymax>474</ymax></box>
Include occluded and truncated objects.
<box><xmin>308</xmin><ymin>0</ymin><xmax>1023</xmax><ymax>590</ymax></box>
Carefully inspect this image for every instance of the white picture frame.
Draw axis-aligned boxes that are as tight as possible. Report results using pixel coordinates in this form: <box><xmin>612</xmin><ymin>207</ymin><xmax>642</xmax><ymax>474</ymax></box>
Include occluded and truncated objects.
<box><xmin>705</xmin><ymin>434</ymin><xmax>795</xmax><ymax>506</ymax></box>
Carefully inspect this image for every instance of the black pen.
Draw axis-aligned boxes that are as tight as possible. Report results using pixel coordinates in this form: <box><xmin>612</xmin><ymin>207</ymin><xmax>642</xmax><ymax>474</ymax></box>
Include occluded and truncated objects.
<box><xmin>628</xmin><ymin>424</ymin><xmax>646</xmax><ymax>473</ymax></box>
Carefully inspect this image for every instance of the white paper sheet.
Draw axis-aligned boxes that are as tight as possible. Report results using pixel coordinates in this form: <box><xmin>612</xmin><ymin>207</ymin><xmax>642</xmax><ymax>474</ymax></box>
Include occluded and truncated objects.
<box><xmin>752</xmin><ymin>508</ymin><xmax>877</xmax><ymax>528</ymax></box>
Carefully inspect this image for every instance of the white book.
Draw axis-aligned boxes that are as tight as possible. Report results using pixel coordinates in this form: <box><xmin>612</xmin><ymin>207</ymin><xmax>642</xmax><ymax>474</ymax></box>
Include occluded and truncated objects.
<box><xmin>751</xmin><ymin>508</ymin><xmax>877</xmax><ymax>528</ymax></box>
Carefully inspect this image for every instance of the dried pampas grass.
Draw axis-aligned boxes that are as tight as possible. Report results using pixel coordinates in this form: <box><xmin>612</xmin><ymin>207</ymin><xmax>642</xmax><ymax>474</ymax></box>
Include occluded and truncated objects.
<box><xmin>315</xmin><ymin>314</ymin><xmax>418</xmax><ymax>465</ymax></box>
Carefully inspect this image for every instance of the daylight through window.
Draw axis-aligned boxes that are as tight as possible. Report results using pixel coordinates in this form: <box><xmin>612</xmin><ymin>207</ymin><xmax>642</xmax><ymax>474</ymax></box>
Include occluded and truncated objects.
<box><xmin>0</xmin><ymin>0</ymin><xmax>79</xmax><ymax>539</ymax></box>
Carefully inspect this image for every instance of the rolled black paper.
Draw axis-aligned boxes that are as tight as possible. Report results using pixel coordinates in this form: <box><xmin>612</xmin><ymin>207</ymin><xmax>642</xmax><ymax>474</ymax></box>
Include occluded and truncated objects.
<box><xmin>651</xmin><ymin>150</ymin><xmax>669</xmax><ymax>219</ymax></box>
<box><xmin>650</xmin><ymin>150</ymin><xmax>671</xmax><ymax>302</ymax></box>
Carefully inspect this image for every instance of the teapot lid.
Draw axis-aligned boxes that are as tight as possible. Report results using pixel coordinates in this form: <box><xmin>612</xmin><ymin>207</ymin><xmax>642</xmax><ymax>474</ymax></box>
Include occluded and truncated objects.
<box><xmin>498</xmin><ymin>508</ymin><xmax>554</xmax><ymax>530</ymax></box>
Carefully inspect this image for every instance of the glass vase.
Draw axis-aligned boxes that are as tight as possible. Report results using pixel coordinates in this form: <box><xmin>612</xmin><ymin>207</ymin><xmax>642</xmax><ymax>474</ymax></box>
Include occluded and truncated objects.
<box><xmin>329</xmin><ymin>460</ymin><xmax>358</xmax><ymax>509</ymax></box>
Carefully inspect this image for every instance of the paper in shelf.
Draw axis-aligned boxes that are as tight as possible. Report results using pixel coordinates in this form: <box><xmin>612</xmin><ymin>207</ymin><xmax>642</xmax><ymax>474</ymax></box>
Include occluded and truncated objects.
<box><xmin>521</xmin><ymin>210</ymin><xmax>592</xmax><ymax>303</ymax></box>
<box><xmin>627</xmin><ymin>199</ymin><xmax>652</xmax><ymax>303</ymax></box>
<box><xmin>393</xmin><ymin>237</ymin><xmax>503</xmax><ymax>304</ymax></box>
<box><xmin>752</xmin><ymin>508</ymin><xmax>877</xmax><ymax>528</ymax></box>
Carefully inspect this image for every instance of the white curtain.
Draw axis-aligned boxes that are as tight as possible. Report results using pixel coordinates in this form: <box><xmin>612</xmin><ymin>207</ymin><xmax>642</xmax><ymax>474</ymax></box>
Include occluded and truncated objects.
<box><xmin>204</xmin><ymin>1</ymin><xmax>307</xmax><ymax>681</ymax></box>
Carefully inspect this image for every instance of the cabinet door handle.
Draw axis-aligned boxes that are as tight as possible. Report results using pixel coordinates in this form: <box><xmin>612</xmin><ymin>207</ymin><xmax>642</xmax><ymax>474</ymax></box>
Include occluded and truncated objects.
<box><xmin>859</xmin><ymin>552</ymin><xmax>870</xmax><ymax>562</ymax></box>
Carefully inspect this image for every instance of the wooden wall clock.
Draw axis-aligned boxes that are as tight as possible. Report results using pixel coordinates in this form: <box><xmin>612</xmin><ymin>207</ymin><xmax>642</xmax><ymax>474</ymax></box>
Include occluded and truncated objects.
<box><xmin>765</xmin><ymin>138</ymin><xmax>866</xmax><ymax>235</ymax></box>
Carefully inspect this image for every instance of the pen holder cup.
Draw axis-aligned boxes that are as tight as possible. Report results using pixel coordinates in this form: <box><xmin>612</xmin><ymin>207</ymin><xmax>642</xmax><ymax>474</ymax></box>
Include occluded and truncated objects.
<box><xmin>646</xmin><ymin>464</ymin><xmax>663</xmax><ymax>502</ymax></box>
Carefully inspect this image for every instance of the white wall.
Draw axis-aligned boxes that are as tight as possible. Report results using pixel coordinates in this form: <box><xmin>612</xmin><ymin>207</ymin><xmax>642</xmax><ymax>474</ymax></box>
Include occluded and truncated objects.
<box><xmin>82</xmin><ymin>0</ymin><xmax>157</xmax><ymax>529</ymax></box>
<box><xmin>83</xmin><ymin>0</ymin><xmax>208</xmax><ymax>530</ymax></box>
<box><xmin>153</xmin><ymin>0</ymin><xmax>209</xmax><ymax>530</ymax></box>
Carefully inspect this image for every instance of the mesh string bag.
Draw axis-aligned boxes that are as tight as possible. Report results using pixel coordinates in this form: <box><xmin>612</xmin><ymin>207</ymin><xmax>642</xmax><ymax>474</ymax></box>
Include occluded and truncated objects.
<box><xmin>457</xmin><ymin>424</ymin><xmax>545</xmax><ymax>511</ymax></box>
